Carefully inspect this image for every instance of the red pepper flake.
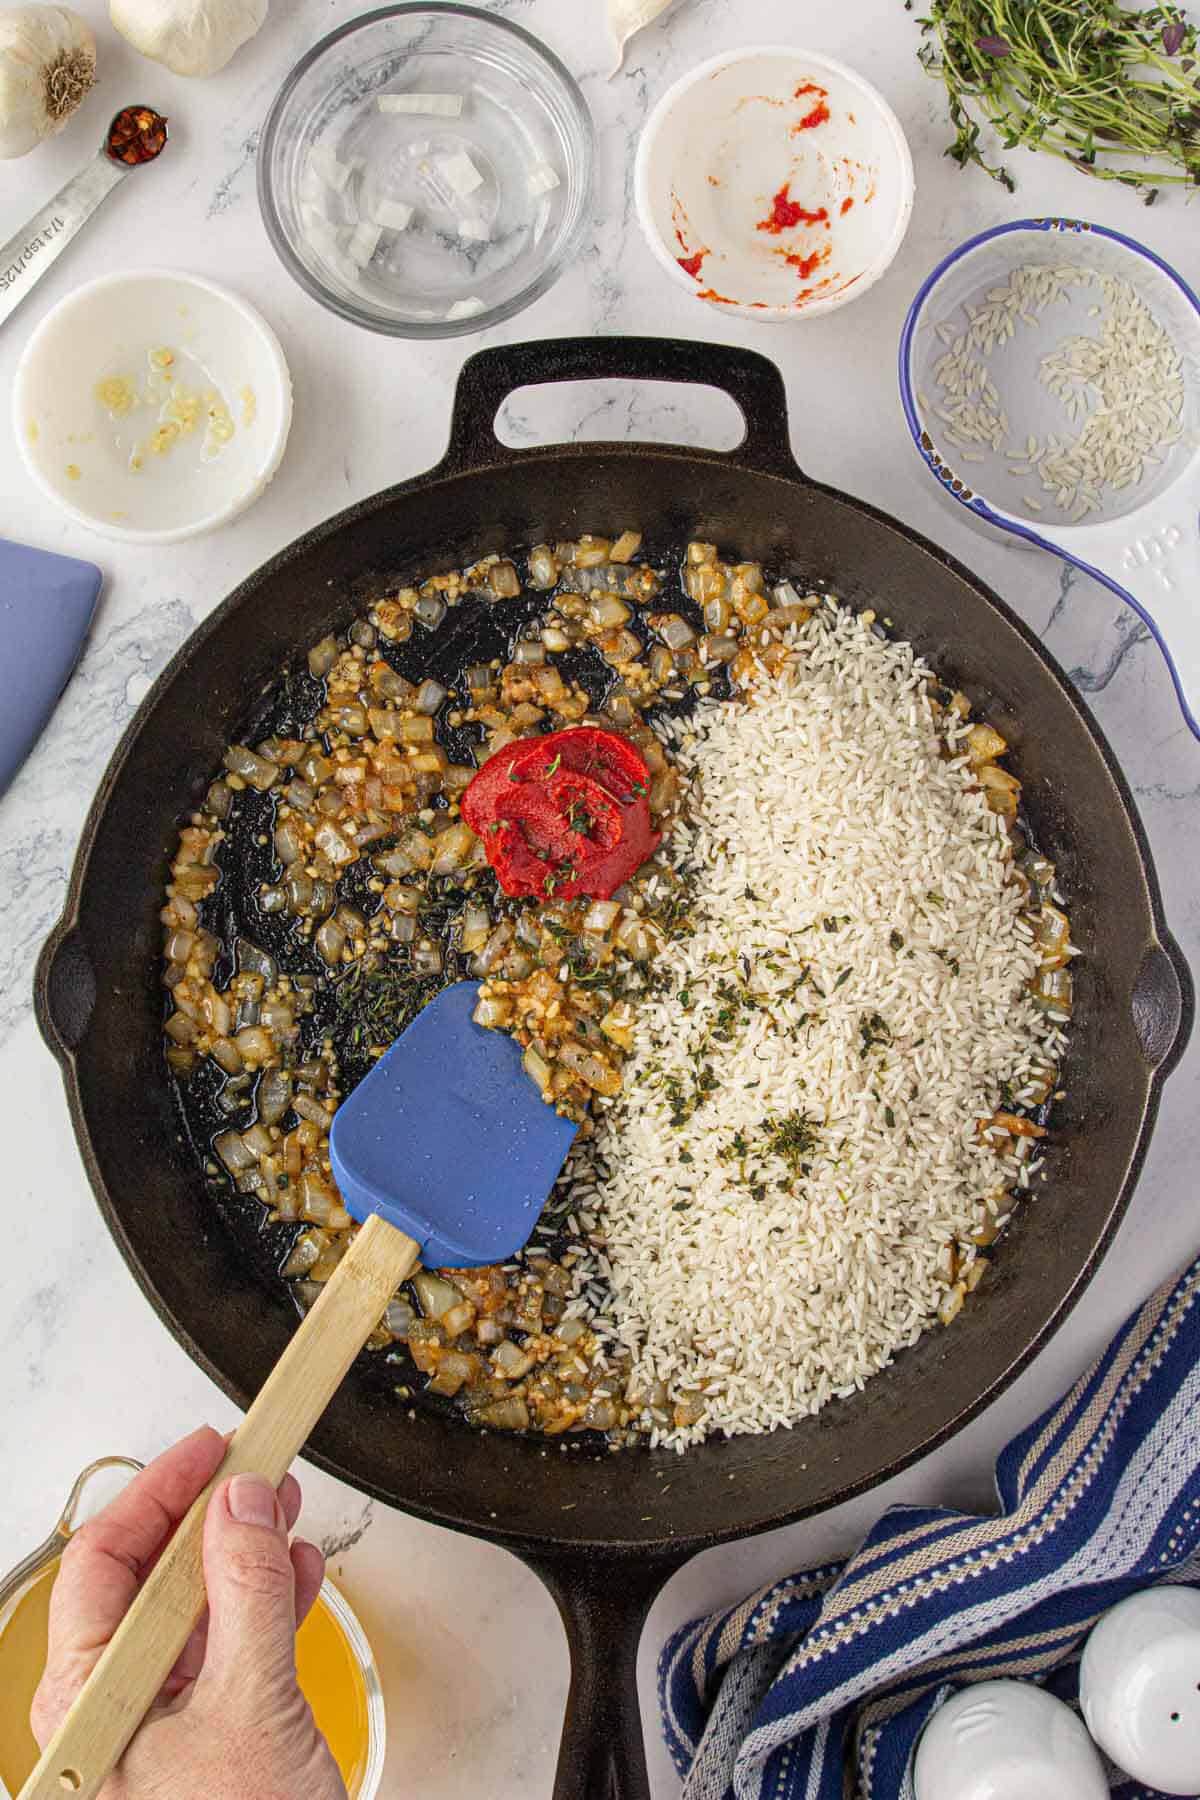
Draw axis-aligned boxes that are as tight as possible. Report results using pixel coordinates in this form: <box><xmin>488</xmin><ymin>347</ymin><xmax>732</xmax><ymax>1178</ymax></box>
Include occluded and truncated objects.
<box><xmin>840</xmin><ymin>196</ymin><xmax>854</xmax><ymax>214</ymax></box>
<box><xmin>757</xmin><ymin>184</ymin><xmax>828</xmax><ymax>235</ymax></box>
<box><xmin>677</xmin><ymin>251</ymin><xmax>705</xmax><ymax>279</ymax></box>
<box><xmin>105</xmin><ymin>105</ymin><xmax>168</xmax><ymax>166</ymax></box>
<box><xmin>461</xmin><ymin>727</ymin><xmax>661</xmax><ymax>901</ymax></box>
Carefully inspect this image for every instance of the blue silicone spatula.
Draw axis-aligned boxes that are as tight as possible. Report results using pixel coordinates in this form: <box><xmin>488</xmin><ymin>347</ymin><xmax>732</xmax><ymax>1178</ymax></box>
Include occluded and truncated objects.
<box><xmin>21</xmin><ymin>982</ymin><xmax>580</xmax><ymax>1800</ymax></box>
<box><xmin>330</xmin><ymin>977</ymin><xmax>579</xmax><ymax>1264</ymax></box>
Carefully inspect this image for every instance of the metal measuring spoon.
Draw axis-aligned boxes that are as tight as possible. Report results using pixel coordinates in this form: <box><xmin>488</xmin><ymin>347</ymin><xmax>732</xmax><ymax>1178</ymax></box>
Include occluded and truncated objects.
<box><xmin>0</xmin><ymin>106</ymin><xmax>168</xmax><ymax>334</ymax></box>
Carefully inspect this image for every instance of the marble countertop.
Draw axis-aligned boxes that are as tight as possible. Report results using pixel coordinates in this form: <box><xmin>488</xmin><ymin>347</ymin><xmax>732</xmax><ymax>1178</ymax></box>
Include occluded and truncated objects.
<box><xmin>2</xmin><ymin>1</ymin><xmax>1198</xmax><ymax>1794</ymax></box>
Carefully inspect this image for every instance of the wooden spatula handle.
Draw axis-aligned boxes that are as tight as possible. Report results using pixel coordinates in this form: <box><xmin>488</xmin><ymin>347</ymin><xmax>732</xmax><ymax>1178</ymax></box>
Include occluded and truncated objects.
<box><xmin>19</xmin><ymin>1214</ymin><xmax>420</xmax><ymax>1800</ymax></box>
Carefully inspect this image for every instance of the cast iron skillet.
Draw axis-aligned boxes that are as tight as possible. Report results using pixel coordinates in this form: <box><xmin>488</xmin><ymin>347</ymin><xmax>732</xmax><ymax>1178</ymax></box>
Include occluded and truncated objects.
<box><xmin>36</xmin><ymin>339</ymin><xmax>1192</xmax><ymax>1799</ymax></box>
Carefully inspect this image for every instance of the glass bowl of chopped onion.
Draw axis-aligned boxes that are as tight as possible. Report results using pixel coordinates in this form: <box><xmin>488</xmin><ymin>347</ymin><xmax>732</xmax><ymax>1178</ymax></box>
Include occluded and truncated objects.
<box><xmin>258</xmin><ymin>4</ymin><xmax>593</xmax><ymax>338</ymax></box>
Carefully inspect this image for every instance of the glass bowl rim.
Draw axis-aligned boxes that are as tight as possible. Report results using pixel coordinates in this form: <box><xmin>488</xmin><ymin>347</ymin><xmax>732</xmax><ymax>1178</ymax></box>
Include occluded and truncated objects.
<box><xmin>257</xmin><ymin>0</ymin><xmax>595</xmax><ymax>340</ymax></box>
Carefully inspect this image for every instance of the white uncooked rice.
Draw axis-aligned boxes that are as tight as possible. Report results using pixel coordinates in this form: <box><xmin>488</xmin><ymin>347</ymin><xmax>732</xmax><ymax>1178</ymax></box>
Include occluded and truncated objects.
<box><xmin>929</xmin><ymin>261</ymin><xmax>1186</xmax><ymax>522</ymax></box>
<box><xmin>567</xmin><ymin>603</ymin><xmax>1065</xmax><ymax>1450</ymax></box>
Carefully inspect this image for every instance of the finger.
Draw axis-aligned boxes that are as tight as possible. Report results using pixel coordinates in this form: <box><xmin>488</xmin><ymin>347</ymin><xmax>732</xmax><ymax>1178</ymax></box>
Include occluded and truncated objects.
<box><xmin>33</xmin><ymin>1427</ymin><xmax>226</xmax><ymax>1744</ymax></box>
<box><xmin>50</xmin><ymin>1427</ymin><xmax>226</xmax><ymax>1655</ymax></box>
<box><xmin>160</xmin><ymin>1475</ymin><xmax>304</xmax><ymax>1700</ymax></box>
<box><xmin>279</xmin><ymin>1472</ymin><xmax>302</xmax><ymax>1534</ymax></box>
<box><xmin>196</xmin><ymin>1475</ymin><xmax>300</xmax><ymax>1716</ymax></box>
<box><xmin>291</xmin><ymin>1540</ymin><xmax>325</xmax><ymax>1631</ymax></box>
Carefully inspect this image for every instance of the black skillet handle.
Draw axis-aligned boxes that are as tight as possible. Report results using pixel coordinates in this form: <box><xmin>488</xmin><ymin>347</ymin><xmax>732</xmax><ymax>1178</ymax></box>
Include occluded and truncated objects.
<box><xmin>520</xmin><ymin>1546</ymin><xmax>686</xmax><ymax>1800</ymax></box>
<box><xmin>442</xmin><ymin>337</ymin><xmax>802</xmax><ymax>482</ymax></box>
<box><xmin>34</xmin><ymin>915</ymin><xmax>97</xmax><ymax>1063</ymax></box>
<box><xmin>1131</xmin><ymin>930</ymin><xmax>1193</xmax><ymax>1076</ymax></box>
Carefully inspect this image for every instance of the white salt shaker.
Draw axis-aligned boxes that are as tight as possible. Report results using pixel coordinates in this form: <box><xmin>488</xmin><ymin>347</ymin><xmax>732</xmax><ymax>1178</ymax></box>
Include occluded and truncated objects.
<box><xmin>913</xmin><ymin>1679</ymin><xmax>1109</xmax><ymax>1800</ymax></box>
<box><xmin>1080</xmin><ymin>1587</ymin><xmax>1200</xmax><ymax>1794</ymax></box>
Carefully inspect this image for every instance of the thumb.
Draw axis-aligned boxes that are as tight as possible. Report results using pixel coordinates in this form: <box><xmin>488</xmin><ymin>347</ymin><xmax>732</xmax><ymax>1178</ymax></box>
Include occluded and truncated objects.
<box><xmin>198</xmin><ymin>1474</ymin><xmax>300</xmax><ymax>1713</ymax></box>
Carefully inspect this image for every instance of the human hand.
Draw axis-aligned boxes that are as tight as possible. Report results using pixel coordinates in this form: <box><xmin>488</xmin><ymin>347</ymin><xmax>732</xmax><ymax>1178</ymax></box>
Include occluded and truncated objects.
<box><xmin>31</xmin><ymin>1426</ymin><xmax>347</xmax><ymax>1800</ymax></box>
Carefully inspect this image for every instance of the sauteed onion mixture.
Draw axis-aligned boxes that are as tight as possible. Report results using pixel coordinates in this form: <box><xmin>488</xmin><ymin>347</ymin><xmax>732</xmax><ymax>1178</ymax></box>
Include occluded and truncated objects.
<box><xmin>161</xmin><ymin>535</ymin><xmax>1074</xmax><ymax>1449</ymax></box>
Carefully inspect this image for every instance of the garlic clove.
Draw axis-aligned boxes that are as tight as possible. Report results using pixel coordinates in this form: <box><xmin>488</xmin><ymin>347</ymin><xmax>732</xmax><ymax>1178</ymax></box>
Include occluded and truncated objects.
<box><xmin>0</xmin><ymin>5</ymin><xmax>96</xmax><ymax>159</ymax></box>
<box><xmin>608</xmin><ymin>0</ymin><xmax>677</xmax><ymax>77</ymax></box>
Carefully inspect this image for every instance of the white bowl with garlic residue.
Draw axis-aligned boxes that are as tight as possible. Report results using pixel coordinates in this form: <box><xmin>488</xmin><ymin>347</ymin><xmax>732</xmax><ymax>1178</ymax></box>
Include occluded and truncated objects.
<box><xmin>635</xmin><ymin>46</ymin><xmax>914</xmax><ymax>320</ymax></box>
<box><xmin>13</xmin><ymin>270</ymin><xmax>293</xmax><ymax>544</ymax></box>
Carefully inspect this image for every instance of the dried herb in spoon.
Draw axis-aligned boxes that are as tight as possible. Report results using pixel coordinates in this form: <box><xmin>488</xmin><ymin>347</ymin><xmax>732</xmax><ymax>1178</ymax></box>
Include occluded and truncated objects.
<box><xmin>912</xmin><ymin>0</ymin><xmax>1200</xmax><ymax>201</ymax></box>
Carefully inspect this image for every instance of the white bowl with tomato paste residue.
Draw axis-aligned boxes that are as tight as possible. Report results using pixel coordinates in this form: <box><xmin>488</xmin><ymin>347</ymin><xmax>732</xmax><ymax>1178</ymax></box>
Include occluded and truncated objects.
<box><xmin>635</xmin><ymin>47</ymin><xmax>914</xmax><ymax>320</ymax></box>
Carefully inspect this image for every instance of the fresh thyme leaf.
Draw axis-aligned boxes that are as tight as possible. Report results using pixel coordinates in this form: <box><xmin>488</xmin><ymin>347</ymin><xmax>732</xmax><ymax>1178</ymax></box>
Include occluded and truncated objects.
<box><xmin>913</xmin><ymin>0</ymin><xmax>1200</xmax><ymax>196</ymax></box>
<box><xmin>859</xmin><ymin>1011</ymin><xmax>894</xmax><ymax>1058</ymax></box>
<box><xmin>761</xmin><ymin>1109</ymin><xmax>822</xmax><ymax>1174</ymax></box>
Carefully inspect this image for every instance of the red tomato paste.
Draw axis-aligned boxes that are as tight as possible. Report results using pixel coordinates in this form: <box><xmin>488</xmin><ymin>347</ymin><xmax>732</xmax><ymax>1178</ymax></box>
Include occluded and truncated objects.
<box><xmin>757</xmin><ymin>185</ymin><xmax>828</xmax><ymax>234</ymax></box>
<box><xmin>792</xmin><ymin>81</ymin><xmax>831</xmax><ymax>130</ymax></box>
<box><xmin>461</xmin><ymin>727</ymin><xmax>661</xmax><ymax>901</ymax></box>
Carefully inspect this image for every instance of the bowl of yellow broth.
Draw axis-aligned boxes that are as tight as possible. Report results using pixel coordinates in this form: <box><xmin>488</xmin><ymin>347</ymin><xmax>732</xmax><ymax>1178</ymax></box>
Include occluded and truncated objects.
<box><xmin>0</xmin><ymin>1488</ymin><xmax>385</xmax><ymax>1799</ymax></box>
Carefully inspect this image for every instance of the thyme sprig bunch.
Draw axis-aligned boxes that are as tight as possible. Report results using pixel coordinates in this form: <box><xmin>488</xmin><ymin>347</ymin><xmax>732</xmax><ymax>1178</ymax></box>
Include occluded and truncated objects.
<box><xmin>913</xmin><ymin>0</ymin><xmax>1200</xmax><ymax>200</ymax></box>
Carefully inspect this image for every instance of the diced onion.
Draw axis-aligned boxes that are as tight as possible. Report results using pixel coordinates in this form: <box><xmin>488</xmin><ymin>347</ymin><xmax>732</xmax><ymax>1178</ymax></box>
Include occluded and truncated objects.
<box><xmin>307</xmin><ymin>634</ymin><xmax>339</xmax><ymax>677</ymax></box>
<box><xmin>235</xmin><ymin>1026</ymin><xmax>274</xmax><ymax>1062</ymax></box>
<box><xmin>242</xmin><ymin>1122</ymin><xmax>273</xmax><ymax>1159</ymax></box>
<box><xmin>293</xmin><ymin>1093</ymin><xmax>334</xmax><ymax>1129</ymax></box>
<box><xmin>224</xmin><ymin>745</ymin><xmax>278</xmax><ymax>790</ymax></box>
<box><xmin>473</xmin><ymin>993</ymin><xmax>513</xmax><ymax>1029</ymax></box>
<box><xmin>385</xmin><ymin>1297</ymin><xmax>416</xmax><ymax>1336</ymax></box>
<box><xmin>523</xmin><ymin>1045</ymin><xmax>551</xmax><ymax>1092</ymax></box>
<box><xmin>475</xmin><ymin>1394</ymin><xmax>529</xmax><ymax>1431</ymax></box>
<box><xmin>432</xmin><ymin>822</ymin><xmax>475</xmax><ymax>874</ymax></box>
<box><xmin>411</xmin><ymin>589</ymin><xmax>445</xmax><ymax>631</ymax></box>
<box><xmin>556</xmin><ymin>1037</ymin><xmax>621</xmax><ymax>1096</ymax></box>
<box><xmin>257</xmin><ymin>1068</ymin><xmax>292</xmax><ymax>1126</ymax></box>
<box><xmin>414</xmin><ymin>677</ymin><xmax>447</xmax><ymax>714</ymax></box>
<box><xmin>414</xmin><ymin>1271</ymin><xmax>461</xmax><ymax>1318</ymax></box>
<box><xmin>274</xmin><ymin>821</ymin><xmax>304</xmax><ymax>865</ymax></box>
<box><xmin>314</xmin><ymin>821</ymin><xmax>356</xmax><ymax>866</ymax></box>
<box><xmin>493</xmin><ymin>1340</ymin><xmax>534</xmax><ymax>1378</ymax></box>
<box><xmin>529</xmin><ymin>546</ymin><xmax>559</xmax><ymax>589</ymax></box>
<box><xmin>461</xmin><ymin>901</ymin><xmax>491</xmax><ymax>952</ymax></box>
<box><xmin>315</xmin><ymin>917</ymin><xmax>346</xmax><ymax>965</ymax></box>
<box><xmin>215</xmin><ymin>1130</ymin><xmax>255</xmax><ymax>1173</ymax></box>
<box><xmin>589</xmin><ymin>594</ymin><xmax>631</xmax><ymax>629</ymax></box>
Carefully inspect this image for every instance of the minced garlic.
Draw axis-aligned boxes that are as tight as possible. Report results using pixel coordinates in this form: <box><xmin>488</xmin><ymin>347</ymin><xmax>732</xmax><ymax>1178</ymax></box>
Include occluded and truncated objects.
<box><xmin>148</xmin><ymin>421</ymin><xmax>182</xmax><ymax>455</ymax></box>
<box><xmin>65</xmin><ymin>463</ymin><xmax>81</xmax><ymax>481</ymax></box>
<box><xmin>202</xmin><ymin>390</ymin><xmax>235</xmax><ymax>459</ymax></box>
<box><xmin>95</xmin><ymin>374</ymin><xmax>137</xmax><ymax>417</ymax></box>
<box><xmin>240</xmin><ymin>385</ymin><xmax>256</xmax><ymax>427</ymax></box>
<box><xmin>164</xmin><ymin>382</ymin><xmax>204</xmax><ymax>435</ymax></box>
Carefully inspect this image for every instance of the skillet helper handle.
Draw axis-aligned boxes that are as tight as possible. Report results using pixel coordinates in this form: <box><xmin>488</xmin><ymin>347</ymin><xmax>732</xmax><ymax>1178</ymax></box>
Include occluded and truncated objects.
<box><xmin>525</xmin><ymin>1549</ymin><xmax>683</xmax><ymax>1800</ymax></box>
<box><xmin>444</xmin><ymin>335</ymin><xmax>800</xmax><ymax>480</ymax></box>
<box><xmin>17</xmin><ymin>1213</ymin><xmax>419</xmax><ymax>1800</ymax></box>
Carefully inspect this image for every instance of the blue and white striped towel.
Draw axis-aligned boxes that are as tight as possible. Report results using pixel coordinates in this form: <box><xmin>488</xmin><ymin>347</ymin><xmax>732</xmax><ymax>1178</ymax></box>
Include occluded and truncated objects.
<box><xmin>659</xmin><ymin>1251</ymin><xmax>1200</xmax><ymax>1800</ymax></box>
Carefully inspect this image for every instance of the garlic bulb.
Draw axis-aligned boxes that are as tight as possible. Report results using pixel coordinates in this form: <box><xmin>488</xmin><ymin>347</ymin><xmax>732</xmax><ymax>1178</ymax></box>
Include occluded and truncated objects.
<box><xmin>109</xmin><ymin>0</ymin><xmax>267</xmax><ymax>78</ymax></box>
<box><xmin>609</xmin><ymin>0</ymin><xmax>678</xmax><ymax>74</ymax></box>
<box><xmin>0</xmin><ymin>5</ymin><xmax>95</xmax><ymax>159</ymax></box>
